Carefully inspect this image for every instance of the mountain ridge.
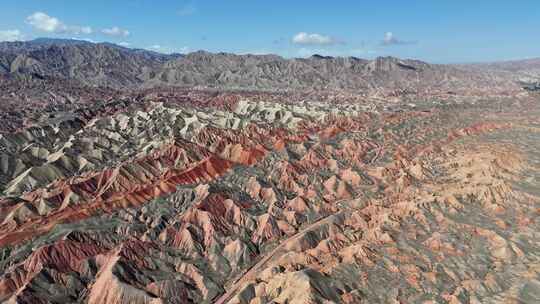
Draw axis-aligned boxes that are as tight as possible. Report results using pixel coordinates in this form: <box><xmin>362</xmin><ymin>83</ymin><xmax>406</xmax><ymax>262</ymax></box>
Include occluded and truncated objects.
<box><xmin>0</xmin><ymin>38</ymin><xmax>533</xmax><ymax>94</ymax></box>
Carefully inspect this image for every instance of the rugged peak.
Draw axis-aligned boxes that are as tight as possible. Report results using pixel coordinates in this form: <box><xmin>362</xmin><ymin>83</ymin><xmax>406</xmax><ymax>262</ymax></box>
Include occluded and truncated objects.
<box><xmin>310</xmin><ymin>54</ymin><xmax>334</xmax><ymax>60</ymax></box>
<box><xmin>365</xmin><ymin>56</ymin><xmax>425</xmax><ymax>72</ymax></box>
<box><xmin>0</xmin><ymin>37</ymin><xmax>524</xmax><ymax>93</ymax></box>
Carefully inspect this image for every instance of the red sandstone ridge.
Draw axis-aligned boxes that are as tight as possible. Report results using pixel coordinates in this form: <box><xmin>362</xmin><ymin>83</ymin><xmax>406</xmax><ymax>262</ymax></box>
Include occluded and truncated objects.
<box><xmin>1</xmin><ymin>92</ymin><xmax>540</xmax><ymax>303</ymax></box>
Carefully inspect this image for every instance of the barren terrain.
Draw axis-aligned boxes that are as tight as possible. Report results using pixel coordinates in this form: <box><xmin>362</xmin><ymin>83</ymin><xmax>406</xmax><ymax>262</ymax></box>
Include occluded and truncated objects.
<box><xmin>1</xmin><ymin>39</ymin><xmax>540</xmax><ymax>304</ymax></box>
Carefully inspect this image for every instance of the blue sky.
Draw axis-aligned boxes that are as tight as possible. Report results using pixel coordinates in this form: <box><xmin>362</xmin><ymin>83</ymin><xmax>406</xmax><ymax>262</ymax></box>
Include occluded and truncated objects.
<box><xmin>0</xmin><ymin>0</ymin><xmax>539</xmax><ymax>63</ymax></box>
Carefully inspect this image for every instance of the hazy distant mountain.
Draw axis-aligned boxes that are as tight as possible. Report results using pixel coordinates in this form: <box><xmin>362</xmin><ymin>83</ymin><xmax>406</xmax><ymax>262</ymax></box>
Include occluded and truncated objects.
<box><xmin>146</xmin><ymin>52</ymin><xmax>517</xmax><ymax>94</ymax></box>
<box><xmin>473</xmin><ymin>57</ymin><xmax>540</xmax><ymax>72</ymax></box>
<box><xmin>467</xmin><ymin>58</ymin><xmax>540</xmax><ymax>83</ymax></box>
<box><xmin>0</xmin><ymin>38</ymin><xmax>526</xmax><ymax>93</ymax></box>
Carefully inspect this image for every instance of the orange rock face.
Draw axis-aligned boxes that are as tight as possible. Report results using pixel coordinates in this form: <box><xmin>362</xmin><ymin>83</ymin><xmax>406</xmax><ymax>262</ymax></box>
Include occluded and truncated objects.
<box><xmin>1</xmin><ymin>95</ymin><xmax>540</xmax><ymax>303</ymax></box>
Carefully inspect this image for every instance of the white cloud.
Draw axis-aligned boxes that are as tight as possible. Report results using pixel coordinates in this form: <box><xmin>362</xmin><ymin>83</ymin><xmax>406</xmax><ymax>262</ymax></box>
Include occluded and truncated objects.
<box><xmin>383</xmin><ymin>32</ymin><xmax>396</xmax><ymax>44</ymax></box>
<box><xmin>118</xmin><ymin>41</ymin><xmax>131</xmax><ymax>47</ymax></box>
<box><xmin>178</xmin><ymin>46</ymin><xmax>190</xmax><ymax>53</ymax></box>
<box><xmin>102</xmin><ymin>26</ymin><xmax>130</xmax><ymax>37</ymax></box>
<box><xmin>26</xmin><ymin>12</ymin><xmax>92</xmax><ymax>34</ymax></box>
<box><xmin>147</xmin><ymin>45</ymin><xmax>189</xmax><ymax>54</ymax></box>
<box><xmin>0</xmin><ymin>29</ymin><xmax>24</xmax><ymax>42</ymax></box>
<box><xmin>26</xmin><ymin>12</ymin><xmax>63</xmax><ymax>32</ymax></box>
<box><xmin>381</xmin><ymin>32</ymin><xmax>416</xmax><ymax>46</ymax></box>
<box><xmin>292</xmin><ymin>32</ymin><xmax>336</xmax><ymax>45</ymax></box>
<box><xmin>70</xmin><ymin>37</ymin><xmax>95</xmax><ymax>43</ymax></box>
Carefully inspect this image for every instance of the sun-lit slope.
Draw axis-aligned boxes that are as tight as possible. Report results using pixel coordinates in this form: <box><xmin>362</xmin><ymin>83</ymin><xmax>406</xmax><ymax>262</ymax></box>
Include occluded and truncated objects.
<box><xmin>1</xmin><ymin>94</ymin><xmax>540</xmax><ymax>303</ymax></box>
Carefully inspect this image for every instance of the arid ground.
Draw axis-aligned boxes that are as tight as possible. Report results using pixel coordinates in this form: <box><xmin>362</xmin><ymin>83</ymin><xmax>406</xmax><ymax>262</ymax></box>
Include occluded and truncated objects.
<box><xmin>1</xmin><ymin>39</ymin><xmax>540</xmax><ymax>303</ymax></box>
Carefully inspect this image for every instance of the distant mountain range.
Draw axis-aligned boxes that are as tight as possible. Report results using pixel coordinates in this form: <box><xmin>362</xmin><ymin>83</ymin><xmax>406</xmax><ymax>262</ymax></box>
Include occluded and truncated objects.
<box><xmin>0</xmin><ymin>38</ymin><xmax>537</xmax><ymax>94</ymax></box>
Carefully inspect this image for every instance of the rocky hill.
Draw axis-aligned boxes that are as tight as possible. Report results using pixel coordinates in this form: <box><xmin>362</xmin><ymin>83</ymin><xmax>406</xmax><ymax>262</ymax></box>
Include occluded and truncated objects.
<box><xmin>469</xmin><ymin>58</ymin><xmax>540</xmax><ymax>85</ymax></box>
<box><xmin>1</xmin><ymin>38</ymin><xmax>540</xmax><ymax>304</ymax></box>
<box><xmin>0</xmin><ymin>39</ymin><xmax>523</xmax><ymax>95</ymax></box>
<box><xmin>147</xmin><ymin>52</ymin><xmax>518</xmax><ymax>95</ymax></box>
<box><xmin>1</xmin><ymin>92</ymin><xmax>540</xmax><ymax>303</ymax></box>
<box><xmin>0</xmin><ymin>39</ymin><xmax>174</xmax><ymax>88</ymax></box>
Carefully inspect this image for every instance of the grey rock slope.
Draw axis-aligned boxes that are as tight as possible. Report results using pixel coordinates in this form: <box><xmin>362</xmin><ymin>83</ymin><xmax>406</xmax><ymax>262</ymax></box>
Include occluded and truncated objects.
<box><xmin>468</xmin><ymin>58</ymin><xmax>540</xmax><ymax>84</ymax></box>
<box><xmin>0</xmin><ymin>39</ymin><xmax>174</xmax><ymax>88</ymax></box>
<box><xmin>0</xmin><ymin>38</ymin><xmax>527</xmax><ymax>93</ymax></box>
<box><xmin>148</xmin><ymin>52</ymin><xmax>511</xmax><ymax>92</ymax></box>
